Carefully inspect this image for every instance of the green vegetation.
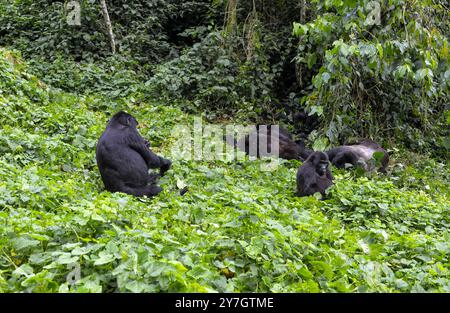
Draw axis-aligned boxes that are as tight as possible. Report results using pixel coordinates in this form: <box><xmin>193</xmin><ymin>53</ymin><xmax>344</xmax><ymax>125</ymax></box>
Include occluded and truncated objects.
<box><xmin>292</xmin><ymin>0</ymin><xmax>449</xmax><ymax>152</ymax></box>
<box><xmin>0</xmin><ymin>48</ymin><xmax>449</xmax><ymax>293</ymax></box>
<box><xmin>0</xmin><ymin>0</ymin><xmax>449</xmax><ymax>293</ymax></box>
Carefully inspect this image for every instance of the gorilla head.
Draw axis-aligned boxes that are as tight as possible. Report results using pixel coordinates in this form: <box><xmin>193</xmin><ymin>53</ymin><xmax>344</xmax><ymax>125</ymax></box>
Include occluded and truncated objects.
<box><xmin>96</xmin><ymin>111</ymin><xmax>172</xmax><ymax>197</ymax></box>
<box><xmin>296</xmin><ymin>151</ymin><xmax>334</xmax><ymax>198</ymax></box>
<box><xmin>107</xmin><ymin>111</ymin><xmax>139</xmax><ymax>128</ymax></box>
<box><xmin>326</xmin><ymin>139</ymin><xmax>389</xmax><ymax>172</ymax></box>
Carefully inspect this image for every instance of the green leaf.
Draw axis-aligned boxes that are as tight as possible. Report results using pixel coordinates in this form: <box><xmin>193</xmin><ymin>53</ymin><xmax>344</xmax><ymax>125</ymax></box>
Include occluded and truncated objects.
<box><xmin>94</xmin><ymin>252</ymin><xmax>115</xmax><ymax>266</ymax></box>
<box><xmin>11</xmin><ymin>237</ymin><xmax>40</xmax><ymax>251</ymax></box>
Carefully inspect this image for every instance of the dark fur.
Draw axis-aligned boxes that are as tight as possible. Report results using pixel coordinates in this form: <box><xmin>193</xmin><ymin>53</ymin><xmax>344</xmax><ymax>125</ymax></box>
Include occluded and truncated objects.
<box><xmin>234</xmin><ymin>126</ymin><xmax>312</xmax><ymax>161</ymax></box>
<box><xmin>326</xmin><ymin>139</ymin><xmax>389</xmax><ymax>172</ymax></box>
<box><xmin>296</xmin><ymin>152</ymin><xmax>334</xmax><ymax>197</ymax></box>
<box><xmin>96</xmin><ymin>111</ymin><xmax>172</xmax><ymax>197</ymax></box>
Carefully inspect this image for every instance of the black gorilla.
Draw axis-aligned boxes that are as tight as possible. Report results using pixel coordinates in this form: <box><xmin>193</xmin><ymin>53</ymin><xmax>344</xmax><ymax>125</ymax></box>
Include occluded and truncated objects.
<box><xmin>296</xmin><ymin>152</ymin><xmax>334</xmax><ymax>197</ymax></box>
<box><xmin>326</xmin><ymin>139</ymin><xmax>389</xmax><ymax>172</ymax></box>
<box><xmin>96</xmin><ymin>111</ymin><xmax>172</xmax><ymax>197</ymax></box>
<box><xmin>234</xmin><ymin>125</ymin><xmax>312</xmax><ymax>161</ymax></box>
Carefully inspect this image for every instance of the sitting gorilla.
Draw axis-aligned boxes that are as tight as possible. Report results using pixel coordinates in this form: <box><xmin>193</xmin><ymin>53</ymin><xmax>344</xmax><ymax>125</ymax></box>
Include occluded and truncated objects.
<box><xmin>296</xmin><ymin>152</ymin><xmax>334</xmax><ymax>197</ymax></box>
<box><xmin>326</xmin><ymin>139</ymin><xmax>389</xmax><ymax>172</ymax></box>
<box><xmin>234</xmin><ymin>125</ymin><xmax>312</xmax><ymax>161</ymax></box>
<box><xmin>96</xmin><ymin>111</ymin><xmax>172</xmax><ymax>197</ymax></box>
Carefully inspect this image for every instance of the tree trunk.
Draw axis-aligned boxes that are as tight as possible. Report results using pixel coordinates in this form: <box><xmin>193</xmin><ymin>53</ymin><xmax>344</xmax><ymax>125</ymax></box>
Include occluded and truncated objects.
<box><xmin>99</xmin><ymin>0</ymin><xmax>116</xmax><ymax>54</ymax></box>
<box><xmin>224</xmin><ymin>0</ymin><xmax>238</xmax><ymax>35</ymax></box>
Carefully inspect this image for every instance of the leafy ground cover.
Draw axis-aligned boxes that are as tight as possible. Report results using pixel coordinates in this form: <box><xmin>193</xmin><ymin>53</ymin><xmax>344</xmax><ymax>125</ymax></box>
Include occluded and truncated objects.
<box><xmin>0</xmin><ymin>48</ymin><xmax>449</xmax><ymax>292</ymax></box>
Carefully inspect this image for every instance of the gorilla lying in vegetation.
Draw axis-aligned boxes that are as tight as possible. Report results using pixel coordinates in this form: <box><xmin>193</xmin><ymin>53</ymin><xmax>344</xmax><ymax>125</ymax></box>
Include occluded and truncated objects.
<box><xmin>96</xmin><ymin>111</ymin><xmax>172</xmax><ymax>197</ymax></box>
<box><xmin>326</xmin><ymin>139</ymin><xmax>389</xmax><ymax>172</ymax></box>
<box><xmin>296</xmin><ymin>152</ymin><xmax>334</xmax><ymax>198</ymax></box>
<box><xmin>234</xmin><ymin>125</ymin><xmax>312</xmax><ymax>161</ymax></box>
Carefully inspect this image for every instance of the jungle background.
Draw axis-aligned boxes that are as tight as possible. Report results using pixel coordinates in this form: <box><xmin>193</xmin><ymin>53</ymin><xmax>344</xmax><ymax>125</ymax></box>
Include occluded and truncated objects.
<box><xmin>0</xmin><ymin>0</ymin><xmax>448</xmax><ymax>292</ymax></box>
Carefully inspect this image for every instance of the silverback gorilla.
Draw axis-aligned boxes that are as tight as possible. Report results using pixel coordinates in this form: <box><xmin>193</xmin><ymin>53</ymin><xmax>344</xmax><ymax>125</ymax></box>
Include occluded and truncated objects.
<box><xmin>326</xmin><ymin>139</ymin><xmax>389</xmax><ymax>172</ymax></box>
<box><xmin>296</xmin><ymin>152</ymin><xmax>334</xmax><ymax>197</ymax></box>
<box><xmin>234</xmin><ymin>125</ymin><xmax>312</xmax><ymax>161</ymax></box>
<box><xmin>96</xmin><ymin>111</ymin><xmax>172</xmax><ymax>197</ymax></box>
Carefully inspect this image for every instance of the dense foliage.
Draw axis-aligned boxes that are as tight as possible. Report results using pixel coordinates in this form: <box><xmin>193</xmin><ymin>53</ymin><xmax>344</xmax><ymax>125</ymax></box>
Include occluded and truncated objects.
<box><xmin>293</xmin><ymin>0</ymin><xmax>449</xmax><ymax>153</ymax></box>
<box><xmin>1</xmin><ymin>1</ymin><xmax>448</xmax><ymax>151</ymax></box>
<box><xmin>0</xmin><ymin>48</ymin><xmax>449</xmax><ymax>292</ymax></box>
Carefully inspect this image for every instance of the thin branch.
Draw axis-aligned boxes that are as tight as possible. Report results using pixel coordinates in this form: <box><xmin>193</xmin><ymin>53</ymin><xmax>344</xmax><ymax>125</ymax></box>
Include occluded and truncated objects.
<box><xmin>99</xmin><ymin>0</ymin><xmax>116</xmax><ymax>54</ymax></box>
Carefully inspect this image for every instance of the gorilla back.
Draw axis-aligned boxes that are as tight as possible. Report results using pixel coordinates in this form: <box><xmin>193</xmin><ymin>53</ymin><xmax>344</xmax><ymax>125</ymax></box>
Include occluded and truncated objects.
<box><xmin>326</xmin><ymin>139</ymin><xmax>389</xmax><ymax>172</ymax></box>
<box><xmin>96</xmin><ymin>111</ymin><xmax>171</xmax><ymax>197</ymax></box>
<box><xmin>234</xmin><ymin>125</ymin><xmax>312</xmax><ymax>161</ymax></box>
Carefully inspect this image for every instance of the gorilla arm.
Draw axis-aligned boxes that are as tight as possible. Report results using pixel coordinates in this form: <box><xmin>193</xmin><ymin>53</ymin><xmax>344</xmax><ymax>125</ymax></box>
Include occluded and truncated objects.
<box><xmin>128</xmin><ymin>137</ymin><xmax>162</xmax><ymax>168</ymax></box>
<box><xmin>302</xmin><ymin>180</ymin><xmax>320</xmax><ymax>196</ymax></box>
<box><xmin>128</xmin><ymin>135</ymin><xmax>172</xmax><ymax>176</ymax></box>
<box><xmin>297</xmin><ymin>165</ymin><xmax>319</xmax><ymax>196</ymax></box>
